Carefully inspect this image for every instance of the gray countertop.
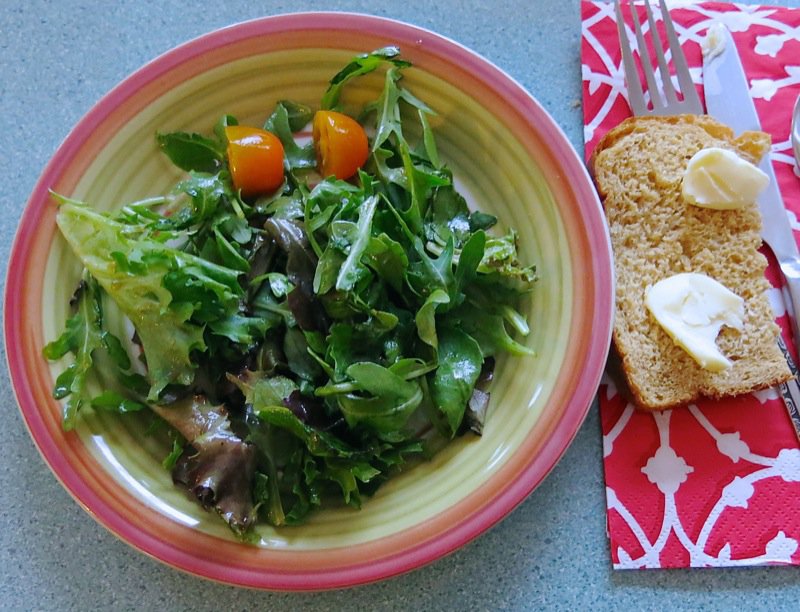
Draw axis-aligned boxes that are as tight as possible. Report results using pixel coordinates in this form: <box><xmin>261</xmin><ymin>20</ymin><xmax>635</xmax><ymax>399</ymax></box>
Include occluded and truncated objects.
<box><xmin>2</xmin><ymin>0</ymin><xmax>799</xmax><ymax>610</ymax></box>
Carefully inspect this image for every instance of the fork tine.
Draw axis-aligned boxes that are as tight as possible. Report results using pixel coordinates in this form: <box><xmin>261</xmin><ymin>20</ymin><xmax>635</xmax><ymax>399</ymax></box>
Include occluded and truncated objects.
<box><xmin>615</xmin><ymin>0</ymin><xmax>703</xmax><ymax>117</ymax></box>
<box><xmin>629</xmin><ymin>0</ymin><xmax>664</xmax><ymax>112</ymax></box>
<box><xmin>658</xmin><ymin>0</ymin><xmax>703</xmax><ymax>114</ymax></box>
<box><xmin>615</xmin><ymin>0</ymin><xmax>647</xmax><ymax>115</ymax></box>
<box><xmin>643</xmin><ymin>0</ymin><xmax>680</xmax><ymax>109</ymax></box>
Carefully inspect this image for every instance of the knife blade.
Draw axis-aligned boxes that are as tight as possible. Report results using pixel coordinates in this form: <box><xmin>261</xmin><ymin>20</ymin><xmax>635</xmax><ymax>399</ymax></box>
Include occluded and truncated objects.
<box><xmin>703</xmin><ymin>23</ymin><xmax>800</xmax><ymax>361</ymax></box>
<box><xmin>703</xmin><ymin>23</ymin><xmax>800</xmax><ymax>444</ymax></box>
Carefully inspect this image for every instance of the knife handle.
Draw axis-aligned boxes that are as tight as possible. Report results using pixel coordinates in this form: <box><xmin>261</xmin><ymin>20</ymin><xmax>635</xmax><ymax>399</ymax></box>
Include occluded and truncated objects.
<box><xmin>779</xmin><ymin>258</ymin><xmax>800</xmax><ymax>358</ymax></box>
<box><xmin>775</xmin><ymin>335</ymin><xmax>800</xmax><ymax>444</ymax></box>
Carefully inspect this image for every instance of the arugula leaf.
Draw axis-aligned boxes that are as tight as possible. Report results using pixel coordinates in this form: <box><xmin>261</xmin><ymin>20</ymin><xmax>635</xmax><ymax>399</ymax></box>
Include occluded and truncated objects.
<box><xmin>346</xmin><ymin>362</ymin><xmax>419</xmax><ymax>400</ymax></box>
<box><xmin>325</xmin><ymin>459</ymin><xmax>382</xmax><ymax>507</ymax></box>
<box><xmin>283</xmin><ymin>327</ymin><xmax>324</xmax><ymax>383</ymax></box>
<box><xmin>338</xmin><ymin>390</ymin><xmax>423</xmax><ymax>441</ymax></box>
<box><xmin>100</xmin><ymin>328</ymin><xmax>131</xmax><ymax>370</ymax></box>
<box><xmin>263</xmin><ymin>102</ymin><xmax>316</xmax><ymax>170</ymax></box>
<box><xmin>363</xmin><ymin>233</ymin><xmax>408</xmax><ymax>293</ymax></box>
<box><xmin>250</xmin><ymin>283</ymin><xmax>294</xmax><ymax>328</ymax></box>
<box><xmin>429</xmin><ymin>327</ymin><xmax>483</xmax><ymax>435</ymax></box>
<box><xmin>368</xmin><ymin>64</ymin><xmax>434</xmax><ymax>151</ymax></box>
<box><xmin>454</xmin><ymin>230</ymin><xmax>486</xmax><ymax>293</ymax></box>
<box><xmin>304</xmin><ymin>177</ymin><xmax>364</xmax><ymax>253</ymax></box>
<box><xmin>227</xmin><ymin>370</ymin><xmax>298</xmax><ymax>407</ymax></box>
<box><xmin>332</xmin><ymin>362</ymin><xmax>423</xmax><ymax>436</ymax></box>
<box><xmin>279</xmin><ymin>99</ymin><xmax>314</xmax><ymax>131</ymax></box>
<box><xmin>452</xmin><ymin>301</ymin><xmax>535</xmax><ymax>358</ymax></box>
<box><xmin>418</xmin><ymin>108</ymin><xmax>440</xmax><ymax>167</ymax></box>
<box><xmin>91</xmin><ymin>390</ymin><xmax>147</xmax><ymax>414</ymax></box>
<box><xmin>325</xmin><ymin>323</ymin><xmax>387</xmax><ymax>380</ymax></box>
<box><xmin>252</xmin><ymin>469</ymin><xmax>284</xmax><ymax>526</ymax></box>
<box><xmin>43</xmin><ymin>277</ymin><xmax>104</xmax><ymax>430</ymax></box>
<box><xmin>256</xmin><ymin>405</ymin><xmax>362</xmax><ymax>458</ymax></box>
<box><xmin>213</xmin><ymin>113</ymin><xmax>238</xmax><ymax>143</ymax></box>
<box><xmin>469</xmin><ymin>210</ymin><xmax>497</xmax><ymax>232</ymax></box>
<box><xmin>212</xmin><ymin>227</ymin><xmax>250</xmax><ymax>272</ymax></box>
<box><xmin>426</xmin><ymin>183</ymin><xmax>471</xmax><ymax>246</ymax></box>
<box><xmin>407</xmin><ymin>236</ymin><xmax>455</xmax><ymax>297</ymax></box>
<box><xmin>321</xmin><ymin>46</ymin><xmax>408</xmax><ymax>110</ymax></box>
<box><xmin>207</xmin><ymin>314</ymin><xmax>268</xmax><ymax>346</ymax></box>
<box><xmin>313</xmin><ymin>247</ymin><xmax>345</xmax><ymax>295</ymax></box>
<box><xmin>415</xmin><ymin>288</ymin><xmax>450</xmax><ymax>350</ymax></box>
<box><xmin>171</xmin><ymin>172</ymin><xmax>226</xmax><ymax>227</ymax></box>
<box><xmin>371</xmin><ymin>66</ymin><xmax>406</xmax><ymax>151</ymax></box>
<box><xmin>283</xmin><ymin>449</ymin><xmax>323</xmax><ymax>522</ymax></box>
<box><xmin>162</xmin><ymin>434</ymin><xmax>185</xmax><ymax>470</ymax></box>
<box><xmin>336</xmin><ymin>194</ymin><xmax>379</xmax><ymax>292</ymax></box>
<box><xmin>156</xmin><ymin>131</ymin><xmax>224</xmax><ymax>173</ymax></box>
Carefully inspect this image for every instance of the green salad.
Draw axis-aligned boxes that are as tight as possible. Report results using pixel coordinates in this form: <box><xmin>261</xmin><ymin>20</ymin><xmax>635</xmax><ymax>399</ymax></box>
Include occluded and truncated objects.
<box><xmin>45</xmin><ymin>47</ymin><xmax>537</xmax><ymax>534</ymax></box>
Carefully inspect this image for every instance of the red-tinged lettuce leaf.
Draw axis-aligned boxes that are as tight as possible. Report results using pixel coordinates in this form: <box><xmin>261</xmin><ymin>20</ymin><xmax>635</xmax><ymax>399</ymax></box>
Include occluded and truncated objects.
<box><xmin>152</xmin><ymin>395</ymin><xmax>256</xmax><ymax>535</ymax></box>
<box><xmin>264</xmin><ymin>217</ymin><xmax>328</xmax><ymax>332</ymax></box>
<box><xmin>465</xmin><ymin>388</ymin><xmax>490</xmax><ymax>435</ymax></box>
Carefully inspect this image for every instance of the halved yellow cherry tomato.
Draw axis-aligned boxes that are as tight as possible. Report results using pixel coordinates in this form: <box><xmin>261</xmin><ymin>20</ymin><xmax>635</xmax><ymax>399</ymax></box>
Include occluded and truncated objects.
<box><xmin>312</xmin><ymin>110</ymin><xmax>369</xmax><ymax>180</ymax></box>
<box><xmin>225</xmin><ymin>125</ymin><xmax>285</xmax><ymax>197</ymax></box>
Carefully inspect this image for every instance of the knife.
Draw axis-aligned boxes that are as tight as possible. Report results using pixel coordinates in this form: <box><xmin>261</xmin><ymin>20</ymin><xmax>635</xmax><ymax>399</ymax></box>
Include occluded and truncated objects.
<box><xmin>703</xmin><ymin>23</ymin><xmax>800</xmax><ymax>358</ymax></box>
<box><xmin>703</xmin><ymin>23</ymin><xmax>800</xmax><ymax>443</ymax></box>
<box><xmin>776</xmin><ymin>335</ymin><xmax>800</xmax><ymax>440</ymax></box>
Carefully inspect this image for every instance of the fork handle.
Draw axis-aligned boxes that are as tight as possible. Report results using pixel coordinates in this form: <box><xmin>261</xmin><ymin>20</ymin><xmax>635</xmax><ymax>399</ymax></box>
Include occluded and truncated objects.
<box><xmin>779</xmin><ymin>258</ymin><xmax>800</xmax><ymax>358</ymax></box>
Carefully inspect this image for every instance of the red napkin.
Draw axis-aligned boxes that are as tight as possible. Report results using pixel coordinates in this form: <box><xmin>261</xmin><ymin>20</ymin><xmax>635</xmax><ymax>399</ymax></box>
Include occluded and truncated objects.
<box><xmin>581</xmin><ymin>0</ymin><xmax>800</xmax><ymax>568</ymax></box>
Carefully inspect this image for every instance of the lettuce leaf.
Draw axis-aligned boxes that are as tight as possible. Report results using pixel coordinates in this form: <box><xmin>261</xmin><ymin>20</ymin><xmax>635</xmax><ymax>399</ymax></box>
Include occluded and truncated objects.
<box><xmin>152</xmin><ymin>396</ymin><xmax>256</xmax><ymax>534</ymax></box>
<box><xmin>55</xmin><ymin>199</ymin><xmax>243</xmax><ymax>399</ymax></box>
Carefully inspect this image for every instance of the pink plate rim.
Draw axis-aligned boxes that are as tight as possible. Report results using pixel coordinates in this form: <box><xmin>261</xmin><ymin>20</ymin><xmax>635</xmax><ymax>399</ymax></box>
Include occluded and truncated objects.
<box><xmin>4</xmin><ymin>11</ymin><xmax>613</xmax><ymax>590</ymax></box>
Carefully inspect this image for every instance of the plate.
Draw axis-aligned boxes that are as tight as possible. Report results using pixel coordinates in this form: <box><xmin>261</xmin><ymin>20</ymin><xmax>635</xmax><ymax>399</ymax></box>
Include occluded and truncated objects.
<box><xmin>4</xmin><ymin>12</ymin><xmax>613</xmax><ymax>590</ymax></box>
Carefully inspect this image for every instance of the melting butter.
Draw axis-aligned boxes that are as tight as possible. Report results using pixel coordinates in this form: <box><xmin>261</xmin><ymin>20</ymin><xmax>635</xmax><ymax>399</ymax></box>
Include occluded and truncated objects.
<box><xmin>682</xmin><ymin>147</ymin><xmax>769</xmax><ymax>210</ymax></box>
<box><xmin>645</xmin><ymin>273</ymin><xmax>744</xmax><ymax>372</ymax></box>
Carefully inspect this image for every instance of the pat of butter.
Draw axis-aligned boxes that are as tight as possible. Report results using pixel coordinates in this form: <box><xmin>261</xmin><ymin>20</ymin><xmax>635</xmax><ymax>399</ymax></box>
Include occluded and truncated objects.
<box><xmin>645</xmin><ymin>273</ymin><xmax>744</xmax><ymax>371</ymax></box>
<box><xmin>701</xmin><ymin>23</ymin><xmax>726</xmax><ymax>60</ymax></box>
<box><xmin>682</xmin><ymin>147</ymin><xmax>769</xmax><ymax>210</ymax></box>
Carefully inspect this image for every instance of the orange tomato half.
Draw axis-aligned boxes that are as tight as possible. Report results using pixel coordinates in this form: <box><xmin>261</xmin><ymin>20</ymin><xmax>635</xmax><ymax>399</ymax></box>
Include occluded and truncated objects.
<box><xmin>313</xmin><ymin>110</ymin><xmax>369</xmax><ymax>180</ymax></box>
<box><xmin>225</xmin><ymin>125</ymin><xmax>285</xmax><ymax>197</ymax></box>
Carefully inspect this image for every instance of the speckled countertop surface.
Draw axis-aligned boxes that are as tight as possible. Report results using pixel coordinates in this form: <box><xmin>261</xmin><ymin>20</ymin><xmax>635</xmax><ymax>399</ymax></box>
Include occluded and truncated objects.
<box><xmin>2</xmin><ymin>0</ymin><xmax>799</xmax><ymax>610</ymax></box>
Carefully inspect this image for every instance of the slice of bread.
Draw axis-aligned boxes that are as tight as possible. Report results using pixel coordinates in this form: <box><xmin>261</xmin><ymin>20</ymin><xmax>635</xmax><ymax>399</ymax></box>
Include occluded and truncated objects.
<box><xmin>590</xmin><ymin>114</ymin><xmax>791</xmax><ymax>411</ymax></box>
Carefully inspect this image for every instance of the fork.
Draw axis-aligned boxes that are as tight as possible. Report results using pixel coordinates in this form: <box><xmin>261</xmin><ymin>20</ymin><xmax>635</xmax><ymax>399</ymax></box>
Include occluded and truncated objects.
<box><xmin>614</xmin><ymin>0</ymin><xmax>702</xmax><ymax>116</ymax></box>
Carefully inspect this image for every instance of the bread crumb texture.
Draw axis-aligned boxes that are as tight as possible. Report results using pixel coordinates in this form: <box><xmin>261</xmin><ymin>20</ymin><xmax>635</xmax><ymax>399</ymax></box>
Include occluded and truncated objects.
<box><xmin>590</xmin><ymin>114</ymin><xmax>790</xmax><ymax>410</ymax></box>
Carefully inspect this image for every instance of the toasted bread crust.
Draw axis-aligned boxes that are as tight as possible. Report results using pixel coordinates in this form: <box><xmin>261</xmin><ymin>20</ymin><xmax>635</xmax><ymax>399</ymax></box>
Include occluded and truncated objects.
<box><xmin>591</xmin><ymin>114</ymin><xmax>791</xmax><ymax>411</ymax></box>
